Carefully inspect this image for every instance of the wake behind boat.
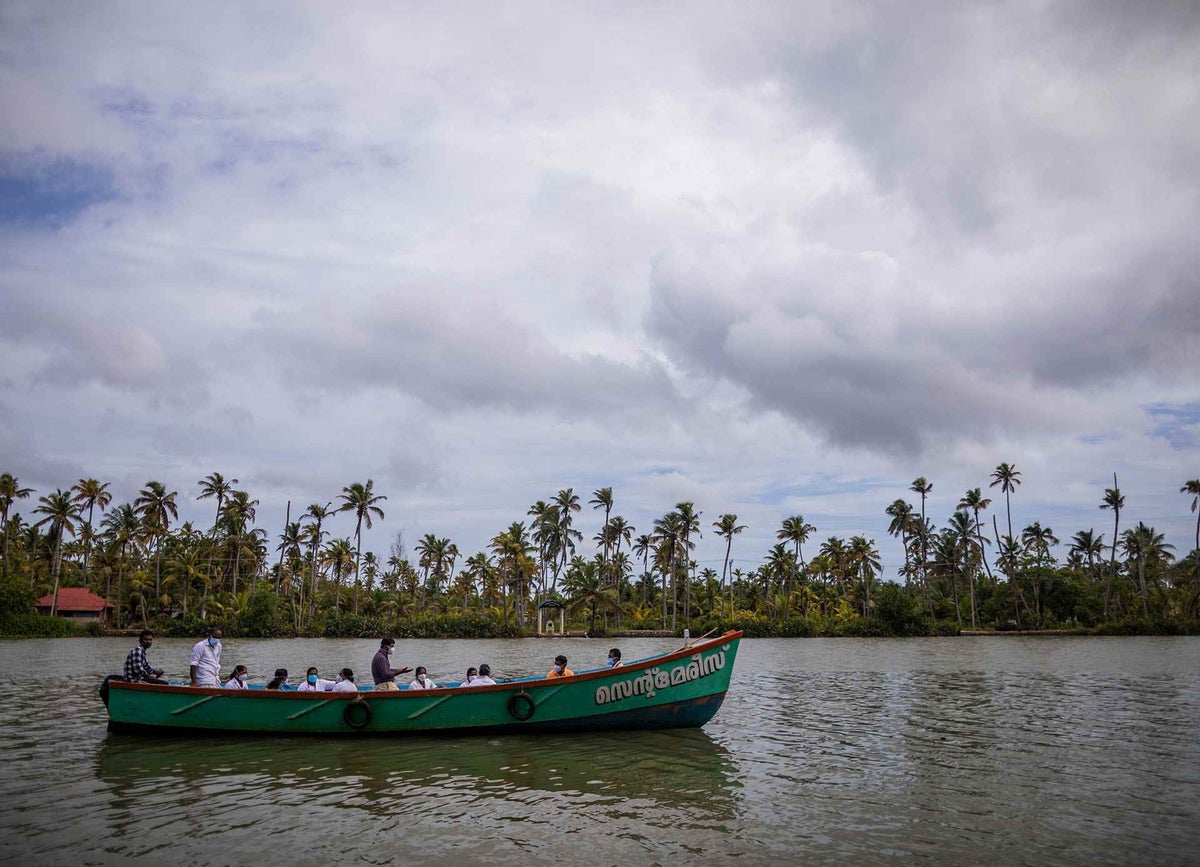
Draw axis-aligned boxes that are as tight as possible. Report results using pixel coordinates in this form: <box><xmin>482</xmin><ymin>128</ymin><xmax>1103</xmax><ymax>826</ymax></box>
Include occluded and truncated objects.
<box><xmin>100</xmin><ymin>631</ymin><xmax>742</xmax><ymax>736</ymax></box>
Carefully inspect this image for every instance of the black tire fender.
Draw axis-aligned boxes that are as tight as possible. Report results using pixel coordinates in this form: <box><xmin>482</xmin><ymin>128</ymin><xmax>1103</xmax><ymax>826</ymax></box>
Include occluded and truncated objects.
<box><xmin>343</xmin><ymin>698</ymin><xmax>373</xmax><ymax>730</ymax></box>
<box><xmin>507</xmin><ymin>691</ymin><xmax>535</xmax><ymax>721</ymax></box>
<box><xmin>99</xmin><ymin>674</ymin><xmax>124</xmax><ymax>708</ymax></box>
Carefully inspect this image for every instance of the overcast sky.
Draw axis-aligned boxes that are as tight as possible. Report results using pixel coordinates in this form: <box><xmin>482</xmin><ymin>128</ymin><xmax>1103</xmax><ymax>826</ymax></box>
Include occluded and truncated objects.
<box><xmin>1</xmin><ymin>1</ymin><xmax>1197</xmax><ymax>577</ymax></box>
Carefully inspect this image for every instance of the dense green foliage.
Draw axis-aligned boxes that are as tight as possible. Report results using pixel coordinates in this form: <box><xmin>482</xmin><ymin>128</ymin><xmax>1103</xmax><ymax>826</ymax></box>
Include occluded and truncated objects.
<box><xmin>0</xmin><ymin>469</ymin><xmax>1197</xmax><ymax>638</ymax></box>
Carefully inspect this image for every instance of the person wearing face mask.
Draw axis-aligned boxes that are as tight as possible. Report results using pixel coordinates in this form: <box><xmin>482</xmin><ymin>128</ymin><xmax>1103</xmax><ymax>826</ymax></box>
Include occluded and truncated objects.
<box><xmin>330</xmin><ymin>668</ymin><xmax>358</xmax><ymax>692</ymax></box>
<box><xmin>266</xmin><ymin>668</ymin><xmax>291</xmax><ymax>690</ymax></box>
<box><xmin>546</xmin><ymin>655</ymin><xmax>573</xmax><ymax>678</ymax></box>
<box><xmin>124</xmin><ymin>629</ymin><xmax>168</xmax><ymax>684</ymax></box>
<box><xmin>296</xmin><ymin>667</ymin><xmax>337</xmax><ymax>692</ymax></box>
<box><xmin>408</xmin><ymin>666</ymin><xmax>439</xmax><ymax>689</ymax></box>
<box><xmin>223</xmin><ymin>664</ymin><xmax>249</xmax><ymax>689</ymax></box>
<box><xmin>461</xmin><ymin>667</ymin><xmax>478</xmax><ymax>686</ymax></box>
<box><xmin>189</xmin><ymin>627</ymin><xmax>222</xmax><ymax>687</ymax></box>
<box><xmin>606</xmin><ymin>648</ymin><xmax>623</xmax><ymax>668</ymax></box>
<box><xmin>371</xmin><ymin>637</ymin><xmax>413</xmax><ymax>691</ymax></box>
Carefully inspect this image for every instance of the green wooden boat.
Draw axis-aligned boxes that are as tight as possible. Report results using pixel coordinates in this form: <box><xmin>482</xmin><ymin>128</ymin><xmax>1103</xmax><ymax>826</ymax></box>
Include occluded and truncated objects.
<box><xmin>101</xmin><ymin>631</ymin><xmax>742</xmax><ymax>736</ymax></box>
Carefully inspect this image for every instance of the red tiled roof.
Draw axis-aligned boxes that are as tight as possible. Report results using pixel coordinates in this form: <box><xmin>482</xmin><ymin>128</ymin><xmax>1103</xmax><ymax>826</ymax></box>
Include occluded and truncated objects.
<box><xmin>35</xmin><ymin>587</ymin><xmax>114</xmax><ymax>612</ymax></box>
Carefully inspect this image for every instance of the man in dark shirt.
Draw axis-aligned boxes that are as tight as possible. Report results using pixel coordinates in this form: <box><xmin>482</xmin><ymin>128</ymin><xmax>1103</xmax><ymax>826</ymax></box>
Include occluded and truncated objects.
<box><xmin>371</xmin><ymin>637</ymin><xmax>412</xmax><ymax>690</ymax></box>
<box><xmin>124</xmin><ymin>630</ymin><xmax>168</xmax><ymax>684</ymax></box>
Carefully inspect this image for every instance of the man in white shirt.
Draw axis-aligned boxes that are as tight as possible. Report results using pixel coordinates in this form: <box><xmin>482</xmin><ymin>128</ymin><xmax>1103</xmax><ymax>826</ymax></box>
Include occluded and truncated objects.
<box><xmin>330</xmin><ymin>668</ymin><xmax>359</xmax><ymax>692</ymax></box>
<box><xmin>472</xmin><ymin>664</ymin><xmax>497</xmax><ymax>686</ymax></box>
<box><xmin>189</xmin><ymin>628</ymin><xmax>222</xmax><ymax>687</ymax></box>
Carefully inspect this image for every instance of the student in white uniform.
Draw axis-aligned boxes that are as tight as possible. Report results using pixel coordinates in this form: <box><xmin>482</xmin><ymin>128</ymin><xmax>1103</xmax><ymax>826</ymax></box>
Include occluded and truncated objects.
<box><xmin>472</xmin><ymin>664</ymin><xmax>497</xmax><ymax>686</ymax></box>
<box><xmin>223</xmin><ymin>665</ymin><xmax>249</xmax><ymax>689</ymax></box>
<box><xmin>330</xmin><ymin>668</ymin><xmax>359</xmax><ymax>692</ymax></box>
<box><xmin>408</xmin><ymin>666</ymin><xmax>439</xmax><ymax>689</ymax></box>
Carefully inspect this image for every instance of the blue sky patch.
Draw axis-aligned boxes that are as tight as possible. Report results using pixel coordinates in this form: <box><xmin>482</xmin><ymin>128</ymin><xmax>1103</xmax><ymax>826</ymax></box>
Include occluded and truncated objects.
<box><xmin>0</xmin><ymin>153</ymin><xmax>117</xmax><ymax>227</ymax></box>
<box><xmin>1145</xmin><ymin>402</ymin><xmax>1200</xmax><ymax>450</ymax></box>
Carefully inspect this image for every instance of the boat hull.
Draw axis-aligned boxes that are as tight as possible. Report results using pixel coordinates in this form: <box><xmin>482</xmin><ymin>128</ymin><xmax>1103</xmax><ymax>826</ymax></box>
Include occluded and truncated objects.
<box><xmin>103</xmin><ymin>632</ymin><xmax>741</xmax><ymax>737</ymax></box>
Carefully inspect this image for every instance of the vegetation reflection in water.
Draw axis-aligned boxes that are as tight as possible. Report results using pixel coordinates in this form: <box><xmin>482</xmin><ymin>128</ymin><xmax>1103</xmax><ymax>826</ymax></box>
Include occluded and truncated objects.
<box><xmin>95</xmin><ymin>729</ymin><xmax>741</xmax><ymax>823</ymax></box>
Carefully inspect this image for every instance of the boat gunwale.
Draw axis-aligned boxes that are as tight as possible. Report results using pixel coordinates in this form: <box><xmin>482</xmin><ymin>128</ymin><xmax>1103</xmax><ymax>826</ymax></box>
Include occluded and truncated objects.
<box><xmin>107</xmin><ymin>630</ymin><xmax>743</xmax><ymax>702</ymax></box>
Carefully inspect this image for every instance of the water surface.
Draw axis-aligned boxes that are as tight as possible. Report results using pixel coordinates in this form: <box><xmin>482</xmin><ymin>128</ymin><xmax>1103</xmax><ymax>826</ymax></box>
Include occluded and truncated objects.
<box><xmin>1</xmin><ymin>636</ymin><xmax>1197</xmax><ymax>865</ymax></box>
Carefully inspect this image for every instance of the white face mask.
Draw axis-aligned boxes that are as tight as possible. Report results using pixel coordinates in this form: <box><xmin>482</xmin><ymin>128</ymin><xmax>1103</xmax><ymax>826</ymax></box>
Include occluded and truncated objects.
<box><xmin>387</xmin><ymin>647</ymin><xmax>394</xmax><ymax>656</ymax></box>
<box><xmin>417</xmin><ymin>674</ymin><xmax>426</xmax><ymax>682</ymax></box>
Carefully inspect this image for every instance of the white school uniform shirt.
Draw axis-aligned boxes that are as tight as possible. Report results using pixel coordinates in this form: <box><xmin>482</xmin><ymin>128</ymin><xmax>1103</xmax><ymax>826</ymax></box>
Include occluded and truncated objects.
<box><xmin>189</xmin><ymin>640</ymin><xmax>222</xmax><ymax>686</ymax></box>
<box><xmin>223</xmin><ymin>676</ymin><xmax>247</xmax><ymax>689</ymax></box>
<box><xmin>471</xmin><ymin>675</ymin><xmax>497</xmax><ymax>686</ymax></box>
<box><xmin>330</xmin><ymin>679</ymin><xmax>358</xmax><ymax>692</ymax></box>
<box><xmin>408</xmin><ymin>677</ymin><xmax>438</xmax><ymax>689</ymax></box>
<box><xmin>297</xmin><ymin>678</ymin><xmax>337</xmax><ymax>692</ymax></box>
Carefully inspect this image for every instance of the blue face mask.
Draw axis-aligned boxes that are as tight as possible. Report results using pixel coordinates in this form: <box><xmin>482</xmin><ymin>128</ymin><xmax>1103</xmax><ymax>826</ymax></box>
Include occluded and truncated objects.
<box><xmin>307</xmin><ymin>674</ymin><xmax>318</xmax><ymax>684</ymax></box>
<box><xmin>208</xmin><ymin>637</ymin><xmax>221</xmax><ymax>648</ymax></box>
<box><xmin>606</xmin><ymin>658</ymin><xmax>616</xmax><ymax>667</ymax></box>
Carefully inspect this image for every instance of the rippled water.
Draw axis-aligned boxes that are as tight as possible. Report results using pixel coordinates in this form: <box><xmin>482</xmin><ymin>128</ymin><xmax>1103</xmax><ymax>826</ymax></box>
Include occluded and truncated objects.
<box><xmin>1</xmin><ymin>636</ymin><xmax>1197</xmax><ymax>865</ymax></box>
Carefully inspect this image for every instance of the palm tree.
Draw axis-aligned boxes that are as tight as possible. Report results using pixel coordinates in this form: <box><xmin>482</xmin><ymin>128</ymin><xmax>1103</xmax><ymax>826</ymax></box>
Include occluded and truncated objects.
<box><xmin>675</xmin><ymin>502</ymin><xmax>702</xmax><ymax>626</ymax></box>
<box><xmin>1120</xmin><ymin>523</ymin><xmax>1174</xmax><ymax>620</ymax></box>
<box><xmin>1183</xmin><ymin>480</ymin><xmax>1200</xmax><ymax>593</ymax></box>
<box><xmin>1099</xmin><ymin>475</ymin><xmax>1124</xmax><ymax>619</ymax></box>
<box><xmin>777</xmin><ymin>515</ymin><xmax>816</xmax><ymax>618</ymax></box>
<box><xmin>957</xmin><ymin>488</ymin><xmax>994</xmax><ymax>583</ymax></box>
<box><xmin>101</xmin><ymin>503</ymin><xmax>141</xmax><ymax>626</ymax></box>
<box><xmin>632</xmin><ymin>533</ymin><xmax>654</xmax><ymax>605</ymax></box>
<box><xmin>989</xmin><ymin>463</ymin><xmax>1022</xmax><ymax>543</ymax></box>
<box><xmin>197</xmin><ymin>473</ymin><xmax>238</xmax><ymax>530</ymax></box>
<box><xmin>910</xmin><ymin>478</ymin><xmax>933</xmax><ymax>611</ymax></box>
<box><xmin>1</xmin><ymin>473</ymin><xmax>35</xmax><ymax>580</ymax></box>
<box><xmin>32</xmin><ymin>490</ymin><xmax>80</xmax><ymax>616</ymax></box>
<box><xmin>302</xmin><ymin>502</ymin><xmax>332</xmax><ymax>622</ymax></box>
<box><xmin>70</xmin><ymin>478</ymin><xmax>111</xmax><ymax>584</ymax></box>
<box><xmin>563</xmin><ymin>557</ymin><xmax>615</xmax><ymax>634</ymax></box>
<box><xmin>848</xmin><ymin>535</ymin><xmax>882</xmax><ymax>617</ymax></box>
<box><xmin>527</xmin><ymin>501</ymin><xmax>560</xmax><ymax>598</ymax></box>
<box><xmin>714</xmin><ymin>514</ymin><xmax>746</xmax><ymax>610</ymax></box>
<box><xmin>947</xmin><ymin>510</ymin><xmax>978</xmax><ymax>627</ymax></box>
<box><xmin>551</xmin><ymin>489</ymin><xmax>582</xmax><ymax>593</ymax></box>
<box><xmin>1021</xmin><ymin>521</ymin><xmax>1059</xmax><ymax>626</ymax></box>
<box><xmin>133</xmin><ymin>481</ymin><xmax>178</xmax><ymax>607</ymax></box>
<box><xmin>337</xmin><ymin>480</ymin><xmax>387</xmax><ymax>594</ymax></box>
<box><xmin>652</xmin><ymin>511</ymin><xmax>683</xmax><ymax>629</ymax></box>
<box><xmin>490</xmin><ymin>522</ymin><xmax>537</xmax><ymax>628</ymax></box>
<box><xmin>589</xmin><ymin>487</ymin><xmax>614</xmax><ymax>564</ymax></box>
<box><xmin>1069</xmin><ymin>530</ymin><xmax>1105</xmax><ymax>591</ymax></box>
<box><xmin>885</xmin><ymin>499</ymin><xmax>916</xmax><ymax>586</ymax></box>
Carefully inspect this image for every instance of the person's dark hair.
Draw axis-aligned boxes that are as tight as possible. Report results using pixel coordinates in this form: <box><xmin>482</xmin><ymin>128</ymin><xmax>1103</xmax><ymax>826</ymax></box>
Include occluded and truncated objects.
<box><xmin>139</xmin><ymin>629</ymin><xmax>154</xmax><ymax>642</ymax></box>
<box><xmin>306</xmin><ymin>666</ymin><xmax>318</xmax><ymax>676</ymax></box>
<box><xmin>609</xmin><ymin>648</ymin><xmax>621</xmax><ymax>659</ymax></box>
<box><xmin>340</xmin><ymin>667</ymin><xmax>354</xmax><ymax>680</ymax></box>
<box><xmin>554</xmin><ymin>655</ymin><xmax>568</xmax><ymax>666</ymax></box>
<box><xmin>227</xmin><ymin>664</ymin><xmax>247</xmax><ymax>681</ymax></box>
<box><xmin>415</xmin><ymin>666</ymin><xmax>427</xmax><ymax>676</ymax></box>
<box><xmin>479</xmin><ymin>664</ymin><xmax>491</xmax><ymax>677</ymax></box>
<box><xmin>466</xmin><ymin>667</ymin><xmax>478</xmax><ymax>677</ymax></box>
<box><xmin>267</xmin><ymin>669</ymin><xmax>288</xmax><ymax>690</ymax></box>
<box><xmin>381</xmin><ymin>637</ymin><xmax>395</xmax><ymax>648</ymax></box>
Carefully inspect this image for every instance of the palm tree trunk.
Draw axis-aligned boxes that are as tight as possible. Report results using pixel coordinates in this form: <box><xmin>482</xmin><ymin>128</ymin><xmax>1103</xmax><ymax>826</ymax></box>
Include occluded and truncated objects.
<box><xmin>49</xmin><ymin>532</ymin><xmax>63</xmax><ymax>616</ymax></box>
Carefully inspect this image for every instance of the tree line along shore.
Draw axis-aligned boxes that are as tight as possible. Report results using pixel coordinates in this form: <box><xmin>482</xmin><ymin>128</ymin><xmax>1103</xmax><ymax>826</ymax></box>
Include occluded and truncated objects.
<box><xmin>2</xmin><ymin>469</ymin><xmax>1198</xmax><ymax>640</ymax></box>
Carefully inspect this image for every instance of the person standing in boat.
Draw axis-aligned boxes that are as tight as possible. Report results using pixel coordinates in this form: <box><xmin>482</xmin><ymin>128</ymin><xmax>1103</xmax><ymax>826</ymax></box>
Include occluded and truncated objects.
<box><xmin>371</xmin><ymin>637</ymin><xmax>413</xmax><ymax>691</ymax></box>
<box><xmin>408</xmin><ymin>666</ymin><xmax>439</xmax><ymax>689</ymax></box>
<box><xmin>124</xmin><ymin>630</ymin><xmax>168</xmax><ymax>684</ymax></box>
<box><xmin>546</xmin><ymin>655</ymin><xmax>573</xmax><ymax>678</ymax></box>
<box><xmin>189</xmin><ymin>627</ymin><xmax>222</xmax><ymax>688</ymax></box>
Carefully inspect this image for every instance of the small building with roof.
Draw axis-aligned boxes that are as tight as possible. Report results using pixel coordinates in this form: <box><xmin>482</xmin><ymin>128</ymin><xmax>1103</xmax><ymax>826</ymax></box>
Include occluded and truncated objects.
<box><xmin>36</xmin><ymin>587</ymin><xmax>115</xmax><ymax>622</ymax></box>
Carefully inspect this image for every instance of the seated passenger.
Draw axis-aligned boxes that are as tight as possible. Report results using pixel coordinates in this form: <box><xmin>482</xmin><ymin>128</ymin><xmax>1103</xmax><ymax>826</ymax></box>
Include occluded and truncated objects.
<box><xmin>606</xmin><ymin>648</ymin><xmax>623</xmax><ymax>668</ymax></box>
<box><xmin>472</xmin><ymin>663</ymin><xmax>497</xmax><ymax>685</ymax></box>
<box><xmin>266</xmin><ymin>668</ymin><xmax>292</xmax><ymax>690</ymax></box>
<box><xmin>546</xmin><ymin>655</ymin><xmax>573</xmax><ymax>678</ymax></box>
<box><xmin>408</xmin><ymin>666</ymin><xmax>439</xmax><ymax>689</ymax></box>
<box><xmin>461</xmin><ymin>667</ymin><xmax>478</xmax><ymax>686</ymax></box>
<box><xmin>330</xmin><ymin>668</ymin><xmax>358</xmax><ymax>692</ymax></box>
<box><xmin>223</xmin><ymin>665</ymin><xmax>249</xmax><ymax>689</ymax></box>
<box><xmin>297</xmin><ymin>666</ymin><xmax>337</xmax><ymax>692</ymax></box>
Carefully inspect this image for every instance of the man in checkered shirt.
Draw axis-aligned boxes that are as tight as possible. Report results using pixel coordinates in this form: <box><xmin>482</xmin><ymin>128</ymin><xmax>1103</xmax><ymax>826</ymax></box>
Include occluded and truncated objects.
<box><xmin>124</xmin><ymin>630</ymin><xmax>168</xmax><ymax>684</ymax></box>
